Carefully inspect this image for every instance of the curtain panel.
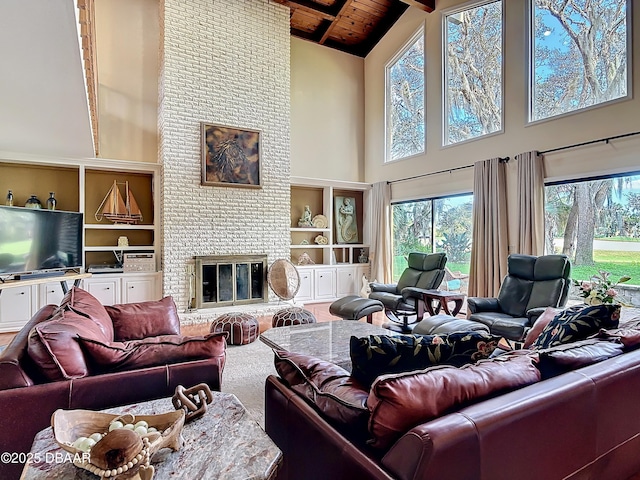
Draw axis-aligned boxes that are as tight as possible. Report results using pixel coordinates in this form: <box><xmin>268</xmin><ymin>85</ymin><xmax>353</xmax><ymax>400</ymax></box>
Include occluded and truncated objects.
<box><xmin>468</xmin><ymin>158</ymin><xmax>509</xmax><ymax>298</ymax></box>
<box><xmin>516</xmin><ymin>151</ymin><xmax>545</xmax><ymax>256</ymax></box>
<box><xmin>370</xmin><ymin>181</ymin><xmax>392</xmax><ymax>284</ymax></box>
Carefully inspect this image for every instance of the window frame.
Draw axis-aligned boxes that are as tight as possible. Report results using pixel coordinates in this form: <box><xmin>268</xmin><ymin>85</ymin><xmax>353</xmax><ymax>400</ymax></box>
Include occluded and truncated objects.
<box><xmin>526</xmin><ymin>0</ymin><xmax>633</xmax><ymax>125</ymax></box>
<box><xmin>441</xmin><ymin>0</ymin><xmax>505</xmax><ymax>147</ymax></box>
<box><xmin>384</xmin><ymin>24</ymin><xmax>426</xmax><ymax>164</ymax></box>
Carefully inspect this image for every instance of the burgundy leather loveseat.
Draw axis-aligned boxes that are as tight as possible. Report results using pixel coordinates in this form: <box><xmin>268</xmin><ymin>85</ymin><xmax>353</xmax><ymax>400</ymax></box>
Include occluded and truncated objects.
<box><xmin>266</xmin><ymin>321</ymin><xmax>640</xmax><ymax>480</ymax></box>
<box><xmin>0</xmin><ymin>287</ymin><xmax>226</xmax><ymax>480</ymax></box>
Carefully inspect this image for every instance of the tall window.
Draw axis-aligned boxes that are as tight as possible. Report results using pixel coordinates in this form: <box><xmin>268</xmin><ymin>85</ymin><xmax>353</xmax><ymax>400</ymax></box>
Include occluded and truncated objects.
<box><xmin>443</xmin><ymin>1</ymin><xmax>503</xmax><ymax>146</ymax></box>
<box><xmin>392</xmin><ymin>194</ymin><xmax>473</xmax><ymax>284</ymax></box>
<box><xmin>545</xmin><ymin>173</ymin><xmax>640</xmax><ymax>285</ymax></box>
<box><xmin>385</xmin><ymin>27</ymin><xmax>425</xmax><ymax>162</ymax></box>
<box><xmin>530</xmin><ymin>0</ymin><xmax>629</xmax><ymax>122</ymax></box>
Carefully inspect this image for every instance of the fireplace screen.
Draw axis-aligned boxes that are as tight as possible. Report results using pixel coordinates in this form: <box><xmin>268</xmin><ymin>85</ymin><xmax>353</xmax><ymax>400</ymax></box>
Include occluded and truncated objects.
<box><xmin>195</xmin><ymin>255</ymin><xmax>267</xmax><ymax>308</ymax></box>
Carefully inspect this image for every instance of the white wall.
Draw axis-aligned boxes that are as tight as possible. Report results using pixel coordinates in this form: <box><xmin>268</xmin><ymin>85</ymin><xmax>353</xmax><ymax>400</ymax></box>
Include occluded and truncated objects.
<box><xmin>159</xmin><ymin>0</ymin><xmax>291</xmax><ymax>315</ymax></box>
<box><xmin>95</xmin><ymin>0</ymin><xmax>159</xmax><ymax>163</ymax></box>
<box><xmin>364</xmin><ymin>0</ymin><xmax>640</xmax><ymax>200</ymax></box>
<box><xmin>290</xmin><ymin>38</ymin><xmax>365</xmax><ymax>182</ymax></box>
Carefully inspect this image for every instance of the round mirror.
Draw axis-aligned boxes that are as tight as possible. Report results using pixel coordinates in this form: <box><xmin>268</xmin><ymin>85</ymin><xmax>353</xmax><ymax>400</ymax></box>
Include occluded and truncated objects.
<box><xmin>267</xmin><ymin>259</ymin><xmax>300</xmax><ymax>301</ymax></box>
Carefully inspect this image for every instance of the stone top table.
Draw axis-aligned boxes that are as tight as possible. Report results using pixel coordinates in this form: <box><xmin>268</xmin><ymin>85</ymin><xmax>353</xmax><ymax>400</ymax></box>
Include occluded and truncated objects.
<box><xmin>420</xmin><ymin>289</ymin><xmax>467</xmax><ymax>317</ymax></box>
<box><xmin>260</xmin><ymin>321</ymin><xmax>399</xmax><ymax>371</ymax></box>
<box><xmin>22</xmin><ymin>392</ymin><xmax>281</xmax><ymax>480</ymax></box>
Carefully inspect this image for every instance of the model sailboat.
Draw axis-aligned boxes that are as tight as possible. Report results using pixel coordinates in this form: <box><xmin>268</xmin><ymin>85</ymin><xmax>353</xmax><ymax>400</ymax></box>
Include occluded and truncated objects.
<box><xmin>95</xmin><ymin>180</ymin><xmax>143</xmax><ymax>224</ymax></box>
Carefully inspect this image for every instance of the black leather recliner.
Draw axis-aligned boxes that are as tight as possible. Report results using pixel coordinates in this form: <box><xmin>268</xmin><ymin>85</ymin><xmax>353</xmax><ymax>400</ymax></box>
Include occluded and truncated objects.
<box><xmin>467</xmin><ymin>254</ymin><xmax>571</xmax><ymax>341</ymax></box>
<box><xmin>369</xmin><ymin>252</ymin><xmax>447</xmax><ymax>331</ymax></box>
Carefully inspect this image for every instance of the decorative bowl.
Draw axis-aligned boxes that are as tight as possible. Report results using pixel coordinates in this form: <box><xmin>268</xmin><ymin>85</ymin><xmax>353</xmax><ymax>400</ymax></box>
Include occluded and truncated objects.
<box><xmin>52</xmin><ymin>408</ymin><xmax>185</xmax><ymax>479</ymax></box>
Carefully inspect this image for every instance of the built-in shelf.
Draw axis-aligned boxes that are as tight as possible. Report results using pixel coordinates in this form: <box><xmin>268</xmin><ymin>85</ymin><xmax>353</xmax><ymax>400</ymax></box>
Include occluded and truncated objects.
<box><xmin>85</xmin><ymin>224</ymin><xmax>155</xmax><ymax>230</ymax></box>
<box><xmin>84</xmin><ymin>245</ymin><xmax>155</xmax><ymax>252</ymax></box>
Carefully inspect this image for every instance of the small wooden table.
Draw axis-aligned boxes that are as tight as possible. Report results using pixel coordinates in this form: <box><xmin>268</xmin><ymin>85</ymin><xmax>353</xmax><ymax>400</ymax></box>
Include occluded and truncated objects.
<box><xmin>22</xmin><ymin>393</ymin><xmax>281</xmax><ymax>480</ymax></box>
<box><xmin>420</xmin><ymin>289</ymin><xmax>466</xmax><ymax>317</ymax></box>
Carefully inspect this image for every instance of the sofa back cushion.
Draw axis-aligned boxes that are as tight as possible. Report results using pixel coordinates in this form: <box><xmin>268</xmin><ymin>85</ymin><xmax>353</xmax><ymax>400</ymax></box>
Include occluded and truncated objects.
<box><xmin>105</xmin><ymin>296</ymin><xmax>181</xmax><ymax>341</ymax></box>
<box><xmin>367</xmin><ymin>352</ymin><xmax>541</xmax><ymax>450</ymax></box>
<box><xmin>27</xmin><ymin>309</ymin><xmax>108</xmax><ymax>381</ymax></box>
<box><xmin>77</xmin><ymin>333</ymin><xmax>227</xmax><ymax>373</ymax></box>
<box><xmin>273</xmin><ymin>350</ymin><xmax>370</xmax><ymax>438</ymax></box>
<box><xmin>536</xmin><ymin>338</ymin><xmax>625</xmax><ymax>378</ymax></box>
<box><xmin>0</xmin><ymin>304</ymin><xmax>58</xmax><ymax>389</ymax></box>
<box><xmin>59</xmin><ymin>287</ymin><xmax>114</xmax><ymax>342</ymax></box>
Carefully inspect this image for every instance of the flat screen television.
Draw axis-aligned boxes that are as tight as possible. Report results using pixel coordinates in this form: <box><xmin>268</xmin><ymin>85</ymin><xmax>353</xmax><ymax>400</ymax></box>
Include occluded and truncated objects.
<box><xmin>0</xmin><ymin>206</ymin><xmax>83</xmax><ymax>278</ymax></box>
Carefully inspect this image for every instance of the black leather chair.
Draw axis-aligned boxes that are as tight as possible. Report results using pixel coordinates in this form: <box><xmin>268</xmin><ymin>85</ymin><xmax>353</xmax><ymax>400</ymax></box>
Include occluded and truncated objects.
<box><xmin>369</xmin><ymin>252</ymin><xmax>447</xmax><ymax>332</ymax></box>
<box><xmin>467</xmin><ymin>254</ymin><xmax>571</xmax><ymax>341</ymax></box>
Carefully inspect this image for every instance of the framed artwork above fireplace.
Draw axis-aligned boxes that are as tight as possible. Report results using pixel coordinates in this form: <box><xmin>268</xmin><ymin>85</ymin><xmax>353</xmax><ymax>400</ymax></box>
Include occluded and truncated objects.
<box><xmin>200</xmin><ymin>122</ymin><xmax>261</xmax><ymax>188</ymax></box>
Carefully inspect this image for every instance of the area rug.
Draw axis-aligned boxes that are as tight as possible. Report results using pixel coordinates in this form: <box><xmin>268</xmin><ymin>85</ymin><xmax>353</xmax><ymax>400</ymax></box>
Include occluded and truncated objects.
<box><xmin>220</xmin><ymin>339</ymin><xmax>277</xmax><ymax>427</ymax></box>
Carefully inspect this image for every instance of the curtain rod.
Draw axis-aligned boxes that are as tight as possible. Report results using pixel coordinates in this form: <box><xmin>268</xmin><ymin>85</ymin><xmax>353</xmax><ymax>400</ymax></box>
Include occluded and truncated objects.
<box><xmin>540</xmin><ymin>130</ymin><xmax>640</xmax><ymax>155</ymax></box>
<box><xmin>388</xmin><ymin>157</ymin><xmax>510</xmax><ymax>185</ymax></box>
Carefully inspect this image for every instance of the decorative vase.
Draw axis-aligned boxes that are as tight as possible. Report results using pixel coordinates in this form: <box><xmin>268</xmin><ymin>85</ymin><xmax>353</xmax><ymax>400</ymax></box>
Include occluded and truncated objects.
<box><xmin>46</xmin><ymin>192</ymin><xmax>57</xmax><ymax>210</ymax></box>
<box><xmin>358</xmin><ymin>249</ymin><xmax>368</xmax><ymax>263</ymax></box>
<box><xmin>25</xmin><ymin>195</ymin><xmax>42</xmax><ymax>209</ymax></box>
<box><xmin>5</xmin><ymin>190</ymin><xmax>13</xmax><ymax>206</ymax></box>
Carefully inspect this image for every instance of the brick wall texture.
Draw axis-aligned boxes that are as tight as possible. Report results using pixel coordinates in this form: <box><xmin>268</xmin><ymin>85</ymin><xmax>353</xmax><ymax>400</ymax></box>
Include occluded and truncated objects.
<box><xmin>159</xmin><ymin>0</ymin><xmax>291</xmax><ymax>314</ymax></box>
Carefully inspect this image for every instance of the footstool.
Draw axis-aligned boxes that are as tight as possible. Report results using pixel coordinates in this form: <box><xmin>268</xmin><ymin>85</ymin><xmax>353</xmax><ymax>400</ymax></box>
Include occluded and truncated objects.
<box><xmin>272</xmin><ymin>307</ymin><xmax>317</xmax><ymax>328</ymax></box>
<box><xmin>210</xmin><ymin>312</ymin><xmax>259</xmax><ymax>345</ymax></box>
<box><xmin>413</xmin><ymin>314</ymin><xmax>489</xmax><ymax>335</ymax></box>
<box><xmin>329</xmin><ymin>296</ymin><xmax>384</xmax><ymax>324</ymax></box>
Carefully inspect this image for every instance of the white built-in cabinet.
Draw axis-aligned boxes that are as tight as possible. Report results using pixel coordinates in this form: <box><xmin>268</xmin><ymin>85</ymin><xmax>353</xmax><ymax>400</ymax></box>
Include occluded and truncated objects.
<box><xmin>290</xmin><ymin>177</ymin><xmax>371</xmax><ymax>304</ymax></box>
<box><xmin>0</xmin><ymin>286</ymin><xmax>38</xmax><ymax>333</ymax></box>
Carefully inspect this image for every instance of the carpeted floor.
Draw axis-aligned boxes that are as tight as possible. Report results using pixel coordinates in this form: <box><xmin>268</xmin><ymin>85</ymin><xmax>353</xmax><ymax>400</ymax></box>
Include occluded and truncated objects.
<box><xmin>220</xmin><ymin>339</ymin><xmax>276</xmax><ymax>427</ymax></box>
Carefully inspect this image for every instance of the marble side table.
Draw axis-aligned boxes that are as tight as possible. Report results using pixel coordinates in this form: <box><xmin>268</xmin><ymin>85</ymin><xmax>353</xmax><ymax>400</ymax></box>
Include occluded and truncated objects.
<box><xmin>21</xmin><ymin>393</ymin><xmax>281</xmax><ymax>480</ymax></box>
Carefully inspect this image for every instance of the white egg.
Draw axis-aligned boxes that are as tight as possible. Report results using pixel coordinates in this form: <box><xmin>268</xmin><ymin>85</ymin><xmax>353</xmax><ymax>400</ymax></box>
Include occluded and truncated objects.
<box><xmin>134</xmin><ymin>426</ymin><xmax>148</xmax><ymax>435</ymax></box>
<box><xmin>72</xmin><ymin>437</ymin><xmax>88</xmax><ymax>449</ymax></box>
<box><xmin>124</xmin><ymin>423</ymin><xmax>135</xmax><ymax>430</ymax></box>
<box><xmin>147</xmin><ymin>427</ymin><xmax>157</xmax><ymax>433</ymax></box>
<box><xmin>134</xmin><ymin>420</ymin><xmax>148</xmax><ymax>429</ymax></box>
<box><xmin>109</xmin><ymin>421</ymin><xmax>124</xmax><ymax>431</ymax></box>
<box><xmin>89</xmin><ymin>433</ymin><xmax>103</xmax><ymax>442</ymax></box>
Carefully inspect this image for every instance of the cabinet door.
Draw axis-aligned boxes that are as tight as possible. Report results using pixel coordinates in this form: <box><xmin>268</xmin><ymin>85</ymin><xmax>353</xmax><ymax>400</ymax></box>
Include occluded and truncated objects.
<box><xmin>0</xmin><ymin>286</ymin><xmax>37</xmax><ymax>333</ymax></box>
<box><xmin>39</xmin><ymin>281</ymin><xmax>66</xmax><ymax>307</ymax></box>
<box><xmin>336</xmin><ymin>266</ymin><xmax>358</xmax><ymax>296</ymax></box>
<box><xmin>314</xmin><ymin>268</ymin><xmax>336</xmax><ymax>300</ymax></box>
<box><xmin>83</xmin><ymin>278</ymin><xmax>121</xmax><ymax>306</ymax></box>
<box><xmin>295</xmin><ymin>269</ymin><xmax>314</xmax><ymax>302</ymax></box>
<box><xmin>122</xmin><ymin>275</ymin><xmax>160</xmax><ymax>304</ymax></box>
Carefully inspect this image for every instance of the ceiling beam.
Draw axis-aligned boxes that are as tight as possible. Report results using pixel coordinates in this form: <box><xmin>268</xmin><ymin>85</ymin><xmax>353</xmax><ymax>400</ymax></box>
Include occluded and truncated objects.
<box><xmin>398</xmin><ymin>0</ymin><xmax>435</xmax><ymax>13</ymax></box>
<box><xmin>319</xmin><ymin>0</ymin><xmax>352</xmax><ymax>45</ymax></box>
<box><xmin>272</xmin><ymin>0</ymin><xmax>336</xmax><ymax>21</ymax></box>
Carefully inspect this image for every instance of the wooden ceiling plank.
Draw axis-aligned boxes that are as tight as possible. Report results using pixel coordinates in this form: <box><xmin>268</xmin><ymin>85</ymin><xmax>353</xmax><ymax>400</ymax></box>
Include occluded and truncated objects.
<box><xmin>397</xmin><ymin>0</ymin><xmax>435</xmax><ymax>13</ymax></box>
<box><xmin>284</xmin><ymin>0</ymin><xmax>337</xmax><ymax>21</ymax></box>
<box><xmin>319</xmin><ymin>0</ymin><xmax>354</xmax><ymax>45</ymax></box>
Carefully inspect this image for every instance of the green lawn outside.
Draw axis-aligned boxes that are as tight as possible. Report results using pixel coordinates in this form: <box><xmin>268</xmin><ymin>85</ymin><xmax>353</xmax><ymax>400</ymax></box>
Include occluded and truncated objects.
<box><xmin>393</xmin><ymin>250</ymin><xmax>640</xmax><ymax>285</ymax></box>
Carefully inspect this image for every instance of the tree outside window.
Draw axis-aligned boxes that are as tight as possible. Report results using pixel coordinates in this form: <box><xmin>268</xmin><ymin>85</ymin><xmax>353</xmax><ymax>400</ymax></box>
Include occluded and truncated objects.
<box><xmin>443</xmin><ymin>1</ymin><xmax>503</xmax><ymax>146</ymax></box>
<box><xmin>530</xmin><ymin>0</ymin><xmax>629</xmax><ymax>122</ymax></box>
<box><xmin>386</xmin><ymin>27</ymin><xmax>425</xmax><ymax>162</ymax></box>
<box><xmin>545</xmin><ymin>174</ymin><xmax>640</xmax><ymax>287</ymax></box>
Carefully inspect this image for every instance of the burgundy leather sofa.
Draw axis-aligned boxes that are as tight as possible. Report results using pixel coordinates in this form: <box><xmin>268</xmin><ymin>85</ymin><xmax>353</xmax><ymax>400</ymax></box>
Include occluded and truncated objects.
<box><xmin>266</xmin><ymin>334</ymin><xmax>640</xmax><ymax>480</ymax></box>
<box><xmin>0</xmin><ymin>288</ymin><xmax>226</xmax><ymax>480</ymax></box>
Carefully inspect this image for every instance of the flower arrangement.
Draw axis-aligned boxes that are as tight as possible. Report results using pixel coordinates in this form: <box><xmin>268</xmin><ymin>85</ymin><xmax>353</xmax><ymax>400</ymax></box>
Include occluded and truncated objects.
<box><xmin>572</xmin><ymin>270</ymin><xmax>631</xmax><ymax>305</ymax></box>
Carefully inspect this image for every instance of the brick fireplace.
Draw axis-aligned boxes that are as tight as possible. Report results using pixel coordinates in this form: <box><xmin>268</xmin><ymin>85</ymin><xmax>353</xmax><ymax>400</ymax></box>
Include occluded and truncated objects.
<box><xmin>159</xmin><ymin>0</ymin><xmax>291</xmax><ymax>324</ymax></box>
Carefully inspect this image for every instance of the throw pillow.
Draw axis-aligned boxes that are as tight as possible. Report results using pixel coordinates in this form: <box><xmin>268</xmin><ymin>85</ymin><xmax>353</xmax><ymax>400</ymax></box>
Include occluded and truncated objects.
<box><xmin>274</xmin><ymin>350</ymin><xmax>370</xmax><ymax>438</ymax></box>
<box><xmin>58</xmin><ymin>287</ymin><xmax>114</xmax><ymax>342</ymax></box>
<box><xmin>27</xmin><ymin>309</ymin><xmax>108</xmax><ymax>381</ymax></box>
<box><xmin>367</xmin><ymin>352</ymin><xmax>541</xmax><ymax>450</ymax></box>
<box><xmin>105</xmin><ymin>296</ymin><xmax>181</xmax><ymax>341</ymax></box>
<box><xmin>523</xmin><ymin>307</ymin><xmax>562</xmax><ymax>348</ymax></box>
<box><xmin>536</xmin><ymin>338</ymin><xmax>624</xmax><ymax>379</ymax></box>
<box><xmin>78</xmin><ymin>333</ymin><xmax>227</xmax><ymax>373</ymax></box>
<box><xmin>531</xmin><ymin>304</ymin><xmax>621</xmax><ymax>350</ymax></box>
<box><xmin>350</xmin><ymin>332</ymin><xmax>501</xmax><ymax>387</ymax></box>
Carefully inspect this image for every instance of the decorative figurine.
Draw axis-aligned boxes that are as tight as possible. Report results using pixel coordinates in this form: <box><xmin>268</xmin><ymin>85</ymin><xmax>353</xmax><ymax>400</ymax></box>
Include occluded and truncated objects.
<box><xmin>297</xmin><ymin>205</ymin><xmax>313</xmax><ymax>227</ymax></box>
<box><xmin>358</xmin><ymin>249</ymin><xmax>368</xmax><ymax>263</ymax></box>
<box><xmin>5</xmin><ymin>190</ymin><xmax>13</xmax><ymax>206</ymax></box>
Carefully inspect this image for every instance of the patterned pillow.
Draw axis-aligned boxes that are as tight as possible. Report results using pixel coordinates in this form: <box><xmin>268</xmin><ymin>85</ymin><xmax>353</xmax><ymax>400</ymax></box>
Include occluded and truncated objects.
<box><xmin>350</xmin><ymin>332</ymin><xmax>500</xmax><ymax>387</ymax></box>
<box><xmin>531</xmin><ymin>304</ymin><xmax>621</xmax><ymax>350</ymax></box>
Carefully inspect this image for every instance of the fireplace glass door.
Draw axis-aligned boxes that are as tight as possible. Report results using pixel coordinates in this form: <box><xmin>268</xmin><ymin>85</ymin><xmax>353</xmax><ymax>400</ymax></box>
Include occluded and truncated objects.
<box><xmin>195</xmin><ymin>255</ymin><xmax>267</xmax><ymax>308</ymax></box>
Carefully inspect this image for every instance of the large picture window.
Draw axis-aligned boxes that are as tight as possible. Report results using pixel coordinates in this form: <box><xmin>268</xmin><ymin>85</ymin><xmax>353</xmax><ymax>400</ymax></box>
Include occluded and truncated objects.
<box><xmin>545</xmin><ymin>172</ymin><xmax>640</xmax><ymax>286</ymax></box>
<box><xmin>392</xmin><ymin>194</ymin><xmax>473</xmax><ymax>289</ymax></box>
<box><xmin>385</xmin><ymin>27</ymin><xmax>425</xmax><ymax>162</ymax></box>
<box><xmin>443</xmin><ymin>1</ymin><xmax>503</xmax><ymax>146</ymax></box>
<box><xmin>530</xmin><ymin>0</ymin><xmax>629</xmax><ymax>122</ymax></box>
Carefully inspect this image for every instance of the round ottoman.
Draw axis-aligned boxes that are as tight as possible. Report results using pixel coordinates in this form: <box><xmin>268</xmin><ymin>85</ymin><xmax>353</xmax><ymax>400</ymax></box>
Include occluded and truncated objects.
<box><xmin>210</xmin><ymin>312</ymin><xmax>259</xmax><ymax>345</ymax></box>
<box><xmin>272</xmin><ymin>307</ymin><xmax>317</xmax><ymax>328</ymax></box>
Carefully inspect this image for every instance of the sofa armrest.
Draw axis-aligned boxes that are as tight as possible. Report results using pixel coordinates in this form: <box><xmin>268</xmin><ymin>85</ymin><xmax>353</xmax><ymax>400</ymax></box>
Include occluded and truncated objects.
<box><xmin>526</xmin><ymin>307</ymin><xmax>547</xmax><ymax>323</ymax></box>
<box><xmin>400</xmin><ymin>286</ymin><xmax>431</xmax><ymax>301</ymax></box>
<box><xmin>370</xmin><ymin>283</ymin><xmax>398</xmax><ymax>294</ymax></box>
<box><xmin>467</xmin><ymin>297</ymin><xmax>500</xmax><ymax>313</ymax></box>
